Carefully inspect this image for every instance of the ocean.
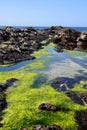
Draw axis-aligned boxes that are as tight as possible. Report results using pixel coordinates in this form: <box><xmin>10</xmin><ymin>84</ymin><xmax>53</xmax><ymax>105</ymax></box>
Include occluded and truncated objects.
<box><xmin>0</xmin><ymin>26</ymin><xmax>87</xmax><ymax>32</ymax></box>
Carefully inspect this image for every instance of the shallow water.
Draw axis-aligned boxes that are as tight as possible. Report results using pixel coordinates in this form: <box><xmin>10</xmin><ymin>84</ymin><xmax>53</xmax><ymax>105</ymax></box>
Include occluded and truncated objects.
<box><xmin>0</xmin><ymin>47</ymin><xmax>87</xmax><ymax>83</ymax></box>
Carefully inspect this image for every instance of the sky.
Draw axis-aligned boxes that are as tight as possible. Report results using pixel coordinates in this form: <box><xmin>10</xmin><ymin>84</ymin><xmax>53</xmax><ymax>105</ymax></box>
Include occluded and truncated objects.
<box><xmin>0</xmin><ymin>0</ymin><xmax>87</xmax><ymax>27</ymax></box>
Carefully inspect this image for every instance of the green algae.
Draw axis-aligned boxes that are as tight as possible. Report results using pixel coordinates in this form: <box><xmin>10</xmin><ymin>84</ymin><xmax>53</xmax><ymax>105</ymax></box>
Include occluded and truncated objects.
<box><xmin>0</xmin><ymin>43</ymin><xmax>87</xmax><ymax>130</ymax></box>
<box><xmin>72</xmin><ymin>80</ymin><xmax>87</xmax><ymax>95</ymax></box>
<box><xmin>0</xmin><ymin>68</ymin><xmax>87</xmax><ymax>130</ymax></box>
<box><xmin>31</xmin><ymin>43</ymin><xmax>55</xmax><ymax>59</ymax></box>
<box><xmin>67</xmin><ymin>50</ymin><xmax>87</xmax><ymax>58</ymax></box>
<box><xmin>0</xmin><ymin>41</ymin><xmax>11</xmax><ymax>45</ymax></box>
<box><xmin>40</xmin><ymin>40</ymin><xmax>47</xmax><ymax>45</ymax></box>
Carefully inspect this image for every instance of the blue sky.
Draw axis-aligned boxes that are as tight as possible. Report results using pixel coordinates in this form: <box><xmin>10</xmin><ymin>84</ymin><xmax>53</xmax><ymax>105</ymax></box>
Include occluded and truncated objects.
<box><xmin>0</xmin><ymin>0</ymin><xmax>87</xmax><ymax>26</ymax></box>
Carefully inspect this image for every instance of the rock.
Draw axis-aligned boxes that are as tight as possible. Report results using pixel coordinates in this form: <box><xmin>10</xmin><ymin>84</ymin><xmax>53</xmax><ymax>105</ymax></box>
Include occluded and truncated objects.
<box><xmin>3</xmin><ymin>26</ymin><xmax>14</xmax><ymax>32</ymax></box>
<box><xmin>33</xmin><ymin>125</ymin><xmax>62</xmax><ymax>130</ymax></box>
<box><xmin>53</xmin><ymin>36</ymin><xmax>61</xmax><ymax>43</ymax></box>
<box><xmin>51</xmin><ymin>77</ymin><xmax>71</xmax><ymax>92</ymax></box>
<box><xmin>0</xmin><ymin>88</ymin><xmax>6</xmax><ymax>111</ymax></box>
<box><xmin>0</xmin><ymin>78</ymin><xmax>19</xmax><ymax>127</ymax></box>
<box><xmin>38</xmin><ymin>103</ymin><xmax>69</xmax><ymax>112</ymax></box>
<box><xmin>75</xmin><ymin>111</ymin><xmax>87</xmax><ymax>129</ymax></box>
<box><xmin>79</xmin><ymin>33</ymin><xmax>87</xmax><ymax>41</ymax></box>
<box><xmin>65</xmin><ymin>91</ymin><xmax>84</xmax><ymax>105</ymax></box>
<box><xmin>80</xmin><ymin>93</ymin><xmax>87</xmax><ymax>106</ymax></box>
<box><xmin>38</xmin><ymin>103</ymin><xmax>58</xmax><ymax>112</ymax></box>
<box><xmin>0</xmin><ymin>78</ymin><xmax>19</xmax><ymax>90</ymax></box>
<box><xmin>0</xmin><ymin>26</ymin><xmax>81</xmax><ymax>64</ymax></box>
<box><xmin>52</xmin><ymin>27</ymin><xmax>80</xmax><ymax>50</ymax></box>
<box><xmin>77</xmin><ymin>32</ymin><xmax>87</xmax><ymax>48</ymax></box>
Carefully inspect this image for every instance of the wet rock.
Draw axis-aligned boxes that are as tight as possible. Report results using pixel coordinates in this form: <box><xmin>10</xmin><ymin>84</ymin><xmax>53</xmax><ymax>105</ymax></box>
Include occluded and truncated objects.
<box><xmin>38</xmin><ymin>103</ymin><xmax>58</xmax><ymax>112</ymax></box>
<box><xmin>65</xmin><ymin>91</ymin><xmax>84</xmax><ymax>105</ymax></box>
<box><xmin>80</xmin><ymin>93</ymin><xmax>87</xmax><ymax>106</ymax></box>
<box><xmin>38</xmin><ymin>103</ymin><xmax>68</xmax><ymax>112</ymax></box>
<box><xmin>0</xmin><ymin>88</ymin><xmax>6</xmax><ymax>111</ymax></box>
<box><xmin>33</xmin><ymin>125</ymin><xmax>62</xmax><ymax>130</ymax></box>
<box><xmin>0</xmin><ymin>78</ymin><xmax>19</xmax><ymax>126</ymax></box>
<box><xmin>0</xmin><ymin>78</ymin><xmax>19</xmax><ymax>90</ymax></box>
<box><xmin>75</xmin><ymin>111</ymin><xmax>87</xmax><ymax>130</ymax></box>
<box><xmin>51</xmin><ymin>77</ymin><xmax>73</xmax><ymax>92</ymax></box>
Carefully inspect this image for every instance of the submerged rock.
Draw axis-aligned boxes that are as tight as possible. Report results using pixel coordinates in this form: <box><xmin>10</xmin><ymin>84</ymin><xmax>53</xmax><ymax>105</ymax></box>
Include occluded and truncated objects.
<box><xmin>33</xmin><ymin>125</ymin><xmax>62</xmax><ymax>130</ymax></box>
<box><xmin>65</xmin><ymin>91</ymin><xmax>84</xmax><ymax>105</ymax></box>
<box><xmin>0</xmin><ymin>78</ymin><xmax>19</xmax><ymax>90</ymax></box>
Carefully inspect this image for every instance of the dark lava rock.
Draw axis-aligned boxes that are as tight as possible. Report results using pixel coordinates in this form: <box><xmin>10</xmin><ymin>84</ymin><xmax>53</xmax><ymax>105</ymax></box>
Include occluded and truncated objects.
<box><xmin>65</xmin><ymin>91</ymin><xmax>84</xmax><ymax>105</ymax></box>
<box><xmin>0</xmin><ymin>78</ymin><xmax>18</xmax><ymax>111</ymax></box>
<box><xmin>77</xmin><ymin>32</ymin><xmax>87</xmax><ymax>49</ymax></box>
<box><xmin>33</xmin><ymin>125</ymin><xmax>62</xmax><ymax>130</ymax></box>
<box><xmin>0</xmin><ymin>88</ymin><xmax>6</xmax><ymax>111</ymax></box>
<box><xmin>52</xmin><ymin>27</ymin><xmax>80</xmax><ymax>50</ymax></box>
<box><xmin>38</xmin><ymin>103</ymin><xmax>69</xmax><ymax>112</ymax></box>
<box><xmin>80</xmin><ymin>93</ymin><xmax>87</xmax><ymax>105</ymax></box>
<box><xmin>38</xmin><ymin>103</ymin><xmax>58</xmax><ymax>112</ymax></box>
<box><xmin>51</xmin><ymin>77</ymin><xmax>75</xmax><ymax>92</ymax></box>
<box><xmin>75</xmin><ymin>111</ymin><xmax>87</xmax><ymax>130</ymax></box>
<box><xmin>0</xmin><ymin>26</ymin><xmax>81</xmax><ymax>64</ymax></box>
<box><xmin>0</xmin><ymin>78</ymin><xmax>19</xmax><ymax>127</ymax></box>
<box><xmin>0</xmin><ymin>78</ymin><xmax>19</xmax><ymax>90</ymax></box>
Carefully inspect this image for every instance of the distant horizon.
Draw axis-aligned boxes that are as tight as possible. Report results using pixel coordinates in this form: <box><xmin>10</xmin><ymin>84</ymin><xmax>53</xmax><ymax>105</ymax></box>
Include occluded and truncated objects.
<box><xmin>0</xmin><ymin>25</ymin><xmax>87</xmax><ymax>27</ymax></box>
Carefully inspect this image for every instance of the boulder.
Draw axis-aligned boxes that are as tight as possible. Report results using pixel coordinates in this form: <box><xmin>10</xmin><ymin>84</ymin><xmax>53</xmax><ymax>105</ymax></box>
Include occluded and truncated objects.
<box><xmin>77</xmin><ymin>32</ymin><xmax>87</xmax><ymax>48</ymax></box>
<box><xmin>52</xmin><ymin>28</ymin><xmax>80</xmax><ymax>50</ymax></box>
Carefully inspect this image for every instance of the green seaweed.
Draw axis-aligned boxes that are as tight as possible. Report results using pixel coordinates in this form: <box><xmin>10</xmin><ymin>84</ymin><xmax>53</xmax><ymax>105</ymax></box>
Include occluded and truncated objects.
<box><xmin>67</xmin><ymin>50</ymin><xmax>87</xmax><ymax>58</ymax></box>
<box><xmin>0</xmin><ymin>43</ymin><xmax>87</xmax><ymax>130</ymax></box>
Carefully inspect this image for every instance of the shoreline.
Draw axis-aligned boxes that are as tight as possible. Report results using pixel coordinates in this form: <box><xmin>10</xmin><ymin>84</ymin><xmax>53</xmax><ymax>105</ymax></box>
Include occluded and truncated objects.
<box><xmin>0</xmin><ymin>26</ymin><xmax>87</xmax><ymax>65</ymax></box>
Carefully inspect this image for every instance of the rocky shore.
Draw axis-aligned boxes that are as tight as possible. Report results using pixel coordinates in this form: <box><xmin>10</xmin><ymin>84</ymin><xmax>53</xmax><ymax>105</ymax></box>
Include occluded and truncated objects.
<box><xmin>0</xmin><ymin>26</ymin><xmax>87</xmax><ymax>64</ymax></box>
<box><xmin>0</xmin><ymin>26</ymin><xmax>87</xmax><ymax>130</ymax></box>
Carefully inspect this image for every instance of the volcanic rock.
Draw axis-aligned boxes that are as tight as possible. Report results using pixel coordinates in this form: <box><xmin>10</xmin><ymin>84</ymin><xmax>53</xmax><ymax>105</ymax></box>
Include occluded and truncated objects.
<box><xmin>0</xmin><ymin>78</ymin><xmax>19</xmax><ymax>90</ymax></box>
<box><xmin>65</xmin><ymin>91</ymin><xmax>84</xmax><ymax>105</ymax></box>
<box><xmin>38</xmin><ymin>103</ymin><xmax>69</xmax><ymax>112</ymax></box>
<box><xmin>77</xmin><ymin>32</ymin><xmax>87</xmax><ymax>48</ymax></box>
<box><xmin>80</xmin><ymin>93</ymin><xmax>87</xmax><ymax>106</ymax></box>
